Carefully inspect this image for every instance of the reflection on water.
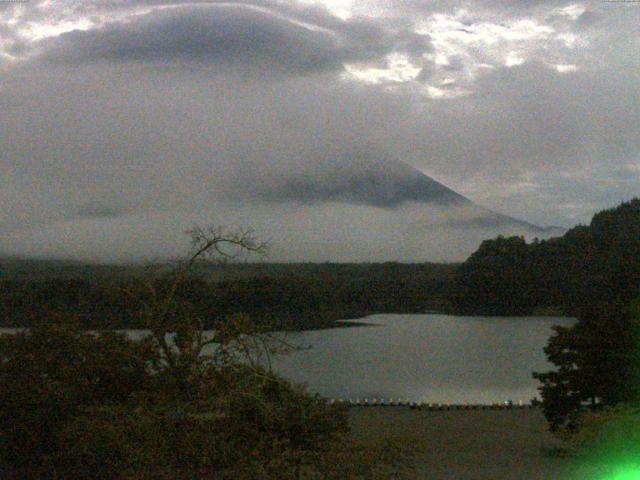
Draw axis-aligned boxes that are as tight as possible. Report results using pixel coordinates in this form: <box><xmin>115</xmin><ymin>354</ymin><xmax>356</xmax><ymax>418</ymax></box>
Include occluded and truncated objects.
<box><xmin>269</xmin><ymin>314</ymin><xmax>575</xmax><ymax>404</ymax></box>
<box><xmin>0</xmin><ymin>314</ymin><xmax>574</xmax><ymax>404</ymax></box>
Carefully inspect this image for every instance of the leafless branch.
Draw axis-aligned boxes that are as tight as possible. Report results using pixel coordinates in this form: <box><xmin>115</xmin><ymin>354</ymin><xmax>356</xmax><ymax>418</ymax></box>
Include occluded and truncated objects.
<box><xmin>134</xmin><ymin>225</ymin><xmax>271</xmax><ymax>377</ymax></box>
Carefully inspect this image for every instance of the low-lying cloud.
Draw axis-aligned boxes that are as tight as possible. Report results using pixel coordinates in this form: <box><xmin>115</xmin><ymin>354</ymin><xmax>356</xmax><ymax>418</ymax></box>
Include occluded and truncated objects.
<box><xmin>0</xmin><ymin>0</ymin><xmax>638</xmax><ymax>262</ymax></box>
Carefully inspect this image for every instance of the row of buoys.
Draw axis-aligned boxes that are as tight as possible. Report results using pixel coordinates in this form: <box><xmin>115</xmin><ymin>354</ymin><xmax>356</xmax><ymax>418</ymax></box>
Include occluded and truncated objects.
<box><xmin>329</xmin><ymin>399</ymin><xmax>533</xmax><ymax>410</ymax></box>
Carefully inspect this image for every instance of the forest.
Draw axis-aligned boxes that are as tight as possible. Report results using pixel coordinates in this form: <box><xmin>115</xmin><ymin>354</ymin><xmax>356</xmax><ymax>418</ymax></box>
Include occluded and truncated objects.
<box><xmin>2</xmin><ymin>199</ymin><xmax>640</xmax><ymax>330</ymax></box>
<box><xmin>0</xmin><ymin>261</ymin><xmax>456</xmax><ymax>330</ymax></box>
<box><xmin>449</xmin><ymin>198</ymin><xmax>640</xmax><ymax>316</ymax></box>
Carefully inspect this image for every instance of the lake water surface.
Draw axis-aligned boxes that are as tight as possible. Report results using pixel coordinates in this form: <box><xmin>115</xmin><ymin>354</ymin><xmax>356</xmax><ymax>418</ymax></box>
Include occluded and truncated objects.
<box><xmin>0</xmin><ymin>314</ymin><xmax>573</xmax><ymax>404</ymax></box>
<box><xmin>269</xmin><ymin>314</ymin><xmax>575</xmax><ymax>404</ymax></box>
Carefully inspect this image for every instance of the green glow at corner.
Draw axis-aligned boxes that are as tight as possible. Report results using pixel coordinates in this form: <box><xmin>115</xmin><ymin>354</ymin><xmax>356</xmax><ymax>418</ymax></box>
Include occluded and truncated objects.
<box><xmin>604</xmin><ymin>464</ymin><xmax>640</xmax><ymax>480</ymax></box>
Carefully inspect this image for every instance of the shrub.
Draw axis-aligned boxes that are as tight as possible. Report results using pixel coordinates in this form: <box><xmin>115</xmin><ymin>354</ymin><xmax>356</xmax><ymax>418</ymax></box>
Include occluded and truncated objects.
<box><xmin>0</xmin><ymin>316</ymin><xmax>156</xmax><ymax>477</ymax></box>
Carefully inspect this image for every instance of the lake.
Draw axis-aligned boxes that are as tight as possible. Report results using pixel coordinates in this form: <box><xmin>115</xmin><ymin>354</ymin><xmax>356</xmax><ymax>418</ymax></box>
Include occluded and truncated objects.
<box><xmin>268</xmin><ymin>314</ymin><xmax>575</xmax><ymax>404</ymax></box>
<box><xmin>0</xmin><ymin>314</ymin><xmax>573</xmax><ymax>405</ymax></box>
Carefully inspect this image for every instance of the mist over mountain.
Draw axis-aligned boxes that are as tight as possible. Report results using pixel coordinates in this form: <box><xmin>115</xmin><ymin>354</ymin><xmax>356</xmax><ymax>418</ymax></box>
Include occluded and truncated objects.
<box><xmin>0</xmin><ymin>0</ymin><xmax>636</xmax><ymax>264</ymax></box>
<box><xmin>232</xmin><ymin>153</ymin><xmax>563</xmax><ymax>235</ymax></box>
<box><xmin>0</xmin><ymin>151</ymin><xmax>562</xmax><ymax>264</ymax></box>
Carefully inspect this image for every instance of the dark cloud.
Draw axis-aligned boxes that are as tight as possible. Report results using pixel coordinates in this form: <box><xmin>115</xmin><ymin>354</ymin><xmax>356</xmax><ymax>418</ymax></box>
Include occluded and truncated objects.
<box><xmin>40</xmin><ymin>5</ymin><xmax>345</xmax><ymax>74</ymax></box>
<box><xmin>36</xmin><ymin>3</ymin><xmax>431</xmax><ymax>76</ymax></box>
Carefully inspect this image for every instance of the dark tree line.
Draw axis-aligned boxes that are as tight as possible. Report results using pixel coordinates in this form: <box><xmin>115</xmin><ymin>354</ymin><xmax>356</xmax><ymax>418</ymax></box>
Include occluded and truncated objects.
<box><xmin>0</xmin><ymin>262</ymin><xmax>457</xmax><ymax>331</ymax></box>
<box><xmin>450</xmin><ymin>198</ymin><xmax>640</xmax><ymax>316</ymax></box>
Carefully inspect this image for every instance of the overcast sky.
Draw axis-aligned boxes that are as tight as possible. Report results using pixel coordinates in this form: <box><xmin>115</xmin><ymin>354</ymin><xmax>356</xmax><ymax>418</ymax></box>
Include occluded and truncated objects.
<box><xmin>0</xmin><ymin>0</ymin><xmax>638</xmax><ymax>263</ymax></box>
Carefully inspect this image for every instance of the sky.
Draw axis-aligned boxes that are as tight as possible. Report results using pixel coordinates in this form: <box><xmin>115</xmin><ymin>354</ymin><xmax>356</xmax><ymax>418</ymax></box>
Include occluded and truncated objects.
<box><xmin>0</xmin><ymin>0</ymin><xmax>638</xmax><ymax>263</ymax></box>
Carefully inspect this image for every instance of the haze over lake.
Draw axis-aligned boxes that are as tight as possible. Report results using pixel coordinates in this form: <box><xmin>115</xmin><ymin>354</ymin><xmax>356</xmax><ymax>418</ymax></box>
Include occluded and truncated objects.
<box><xmin>270</xmin><ymin>314</ymin><xmax>575</xmax><ymax>404</ymax></box>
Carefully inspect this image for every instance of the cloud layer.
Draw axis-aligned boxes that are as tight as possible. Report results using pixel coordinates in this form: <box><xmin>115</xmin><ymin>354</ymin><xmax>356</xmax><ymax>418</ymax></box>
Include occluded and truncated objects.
<box><xmin>0</xmin><ymin>0</ymin><xmax>638</xmax><ymax>262</ymax></box>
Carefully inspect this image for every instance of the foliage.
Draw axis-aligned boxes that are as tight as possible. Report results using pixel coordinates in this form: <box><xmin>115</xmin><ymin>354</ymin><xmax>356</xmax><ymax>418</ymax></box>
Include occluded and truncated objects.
<box><xmin>0</xmin><ymin>226</ymin><xmax>416</xmax><ymax>479</ymax></box>
<box><xmin>0</xmin><ymin>318</ymin><xmax>409</xmax><ymax>479</ymax></box>
<box><xmin>451</xmin><ymin>198</ymin><xmax>640</xmax><ymax>316</ymax></box>
<box><xmin>533</xmin><ymin>298</ymin><xmax>640</xmax><ymax>433</ymax></box>
<box><xmin>0</xmin><ymin>316</ymin><xmax>157</xmax><ymax>477</ymax></box>
<box><xmin>53</xmin><ymin>370</ymin><xmax>350</xmax><ymax>479</ymax></box>
<box><xmin>449</xmin><ymin>235</ymin><xmax>538</xmax><ymax>315</ymax></box>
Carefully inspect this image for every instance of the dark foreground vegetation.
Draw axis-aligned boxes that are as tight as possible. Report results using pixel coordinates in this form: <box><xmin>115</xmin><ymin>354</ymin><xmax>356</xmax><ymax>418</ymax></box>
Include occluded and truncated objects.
<box><xmin>0</xmin><ymin>228</ymin><xmax>412</xmax><ymax>479</ymax></box>
<box><xmin>0</xmin><ymin>319</ymin><xmax>416</xmax><ymax>479</ymax></box>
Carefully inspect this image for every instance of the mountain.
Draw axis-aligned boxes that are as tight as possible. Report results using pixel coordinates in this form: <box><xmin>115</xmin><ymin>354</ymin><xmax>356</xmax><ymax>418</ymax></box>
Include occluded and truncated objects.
<box><xmin>0</xmin><ymin>154</ymin><xmax>563</xmax><ymax>263</ymax></box>
<box><xmin>251</xmin><ymin>155</ymin><xmax>561</xmax><ymax>235</ymax></box>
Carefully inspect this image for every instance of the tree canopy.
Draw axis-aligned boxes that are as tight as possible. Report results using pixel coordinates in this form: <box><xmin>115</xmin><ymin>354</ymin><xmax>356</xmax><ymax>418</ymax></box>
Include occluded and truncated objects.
<box><xmin>533</xmin><ymin>298</ymin><xmax>640</xmax><ymax>432</ymax></box>
<box><xmin>450</xmin><ymin>198</ymin><xmax>640</xmax><ymax>316</ymax></box>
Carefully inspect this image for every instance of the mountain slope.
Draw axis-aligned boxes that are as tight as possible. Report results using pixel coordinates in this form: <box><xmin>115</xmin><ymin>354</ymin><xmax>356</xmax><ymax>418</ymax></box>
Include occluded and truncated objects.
<box><xmin>250</xmin><ymin>155</ymin><xmax>559</xmax><ymax>235</ymax></box>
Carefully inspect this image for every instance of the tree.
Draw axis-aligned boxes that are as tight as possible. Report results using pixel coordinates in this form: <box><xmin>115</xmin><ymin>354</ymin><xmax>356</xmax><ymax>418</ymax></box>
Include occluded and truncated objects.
<box><xmin>127</xmin><ymin>225</ymin><xmax>270</xmax><ymax>395</ymax></box>
<box><xmin>449</xmin><ymin>198</ymin><xmax>640</xmax><ymax>316</ymax></box>
<box><xmin>450</xmin><ymin>235</ymin><xmax>538</xmax><ymax>315</ymax></box>
<box><xmin>0</xmin><ymin>226</ymin><xmax>366</xmax><ymax>479</ymax></box>
<box><xmin>533</xmin><ymin>298</ymin><xmax>640</xmax><ymax>433</ymax></box>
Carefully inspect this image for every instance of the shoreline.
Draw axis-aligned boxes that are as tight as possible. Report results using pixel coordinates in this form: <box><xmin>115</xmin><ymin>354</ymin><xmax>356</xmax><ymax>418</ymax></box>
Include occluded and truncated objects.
<box><xmin>0</xmin><ymin>309</ymin><xmax>573</xmax><ymax>334</ymax></box>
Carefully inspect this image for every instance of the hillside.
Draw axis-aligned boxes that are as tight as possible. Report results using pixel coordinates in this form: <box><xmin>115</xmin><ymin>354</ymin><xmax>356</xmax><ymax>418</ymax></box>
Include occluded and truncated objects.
<box><xmin>449</xmin><ymin>198</ymin><xmax>640</xmax><ymax>316</ymax></box>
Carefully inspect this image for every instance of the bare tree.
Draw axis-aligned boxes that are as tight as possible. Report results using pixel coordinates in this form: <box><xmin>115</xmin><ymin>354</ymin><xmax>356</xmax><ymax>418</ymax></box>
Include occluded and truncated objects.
<box><xmin>126</xmin><ymin>225</ymin><xmax>295</xmax><ymax>392</ymax></box>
